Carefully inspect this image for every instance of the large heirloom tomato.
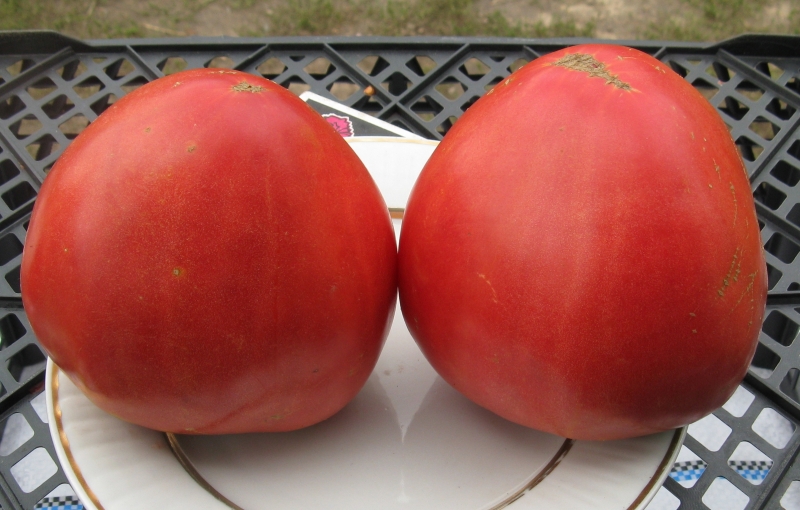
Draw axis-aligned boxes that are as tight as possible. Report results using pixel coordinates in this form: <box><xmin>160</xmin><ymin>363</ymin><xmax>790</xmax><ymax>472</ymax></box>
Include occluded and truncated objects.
<box><xmin>22</xmin><ymin>69</ymin><xmax>397</xmax><ymax>434</ymax></box>
<box><xmin>398</xmin><ymin>45</ymin><xmax>767</xmax><ymax>440</ymax></box>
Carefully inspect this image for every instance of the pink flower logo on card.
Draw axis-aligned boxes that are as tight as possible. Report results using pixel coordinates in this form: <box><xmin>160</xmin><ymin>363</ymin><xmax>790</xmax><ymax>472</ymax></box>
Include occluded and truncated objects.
<box><xmin>323</xmin><ymin>114</ymin><xmax>354</xmax><ymax>137</ymax></box>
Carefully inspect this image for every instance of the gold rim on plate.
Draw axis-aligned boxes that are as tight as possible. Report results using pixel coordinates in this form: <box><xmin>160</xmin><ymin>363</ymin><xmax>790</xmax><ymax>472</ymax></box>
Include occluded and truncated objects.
<box><xmin>50</xmin><ymin>364</ymin><xmax>107</xmax><ymax>510</ymax></box>
<box><xmin>50</xmin><ymin>362</ymin><xmax>684</xmax><ymax>510</ymax></box>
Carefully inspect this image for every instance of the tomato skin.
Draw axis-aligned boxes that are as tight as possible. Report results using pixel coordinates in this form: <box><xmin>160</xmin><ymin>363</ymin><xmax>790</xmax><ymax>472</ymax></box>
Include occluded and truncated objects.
<box><xmin>22</xmin><ymin>69</ymin><xmax>397</xmax><ymax>434</ymax></box>
<box><xmin>398</xmin><ymin>45</ymin><xmax>767</xmax><ymax>440</ymax></box>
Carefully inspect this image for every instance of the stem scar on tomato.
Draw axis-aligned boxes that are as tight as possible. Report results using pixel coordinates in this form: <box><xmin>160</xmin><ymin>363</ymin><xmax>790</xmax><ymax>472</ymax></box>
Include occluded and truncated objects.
<box><xmin>231</xmin><ymin>82</ymin><xmax>264</xmax><ymax>93</ymax></box>
<box><xmin>551</xmin><ymin>53</ymin><xmax>632</xmax><ymax>91</ymax></box>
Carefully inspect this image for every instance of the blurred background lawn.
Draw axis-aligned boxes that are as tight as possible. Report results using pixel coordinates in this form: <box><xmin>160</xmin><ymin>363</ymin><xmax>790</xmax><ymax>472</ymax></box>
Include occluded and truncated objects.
<box><xmin>0</xmin><ymin>0</ymin><xmax>799</xmax><ymax>41</ymax></box>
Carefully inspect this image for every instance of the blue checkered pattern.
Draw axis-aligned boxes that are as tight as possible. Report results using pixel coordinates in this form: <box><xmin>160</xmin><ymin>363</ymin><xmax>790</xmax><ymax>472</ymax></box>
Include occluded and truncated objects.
<box><xmin>729</xmin><ymin>460</ymin><xmax>772</xmax><ymax>481</ymax></box>
<box><xmin>670</xmin><ymin>467</ymin><xmax>707</xmax><ymax>482</ymax></box>
<box><xmin>670</xmin><ymin>460</ymin><xmax>707</xmax><ymax>482</ymax></box>
<box><xmin>669</xmin><ymin>459</ymin><xmax>773</xmax><ymax>483</ymax></box>
<box><xmin>34</xmin><ymin>495</ymin><xmax>83</xmax><ymax>510</ymax></box>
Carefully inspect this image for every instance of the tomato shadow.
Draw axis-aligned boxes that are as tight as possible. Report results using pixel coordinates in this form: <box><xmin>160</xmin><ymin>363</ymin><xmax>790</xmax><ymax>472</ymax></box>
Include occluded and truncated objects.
<box><xmin>174</xmin><ymin>373</ymin><xmax>403</xmax><ymax>508</ymax></box>
<box><xmin>399</xmin><ymin>377</ymin><xmax>565</xmax><ymax>508</ymax></box>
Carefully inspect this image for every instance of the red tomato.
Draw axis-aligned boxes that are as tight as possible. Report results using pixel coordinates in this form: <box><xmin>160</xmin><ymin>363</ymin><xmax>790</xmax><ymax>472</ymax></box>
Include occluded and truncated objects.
<box><xmin>22</xmin><ymin>69</ymin><xmax>397</xmax><ymax>434</ymax></box>
<box><xmin>398</xmin><ymin>45</ymin><xmax>767</xmax><ymax>440</ymax></box>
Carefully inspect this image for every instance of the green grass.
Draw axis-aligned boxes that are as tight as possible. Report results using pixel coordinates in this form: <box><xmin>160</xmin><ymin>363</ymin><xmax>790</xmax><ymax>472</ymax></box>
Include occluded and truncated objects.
<box><xmin>0</xmin><ymin>0</ymin><xmax>797</xmax><ymax>41</ymax></box>
<box><xmin>645</xmin><ymin>0</ymin><xmax>800</xmax><ymax>41</ymax></box>
<box><xmin>369</xmin><ymin>0</ymin><xmax>595</xmax><ymax>38</ymax></box>
<box><xmin>268</xmin><ymin>0</ymin><xmax>350</xmax><ymax>35</ymax></box>
<box><xmin>265</xmin><ymin>0</ymin><xmax>595</xmax><ymax>37</ymax></box>
<box><xmin>0</xmin><ymin>0</ymin><xmax>144</xmax><ymax>38</ymax></box>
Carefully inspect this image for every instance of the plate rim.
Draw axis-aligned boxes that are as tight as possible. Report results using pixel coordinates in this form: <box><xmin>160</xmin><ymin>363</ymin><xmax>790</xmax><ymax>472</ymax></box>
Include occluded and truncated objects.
<box><xmin>47</xmin><ymin>359</ymin><xmax>685</xmax><ymax>510</ymax></box>
<box><xmin>630</xmin><ymin>426</ymin><xmax>685</xmax><ymax>510</ymax></box>
<box><xmin>47</xmin><ymin>359</ymin><xmax>103</xmax><ymax>510</ymax></box>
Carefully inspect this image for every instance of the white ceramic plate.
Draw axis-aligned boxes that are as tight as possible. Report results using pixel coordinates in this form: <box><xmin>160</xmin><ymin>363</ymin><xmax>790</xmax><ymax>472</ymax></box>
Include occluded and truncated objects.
<box><xmin>46</xmin><ymin>138</ymin><xmax>684</xmax><ymax>510</ymax></box>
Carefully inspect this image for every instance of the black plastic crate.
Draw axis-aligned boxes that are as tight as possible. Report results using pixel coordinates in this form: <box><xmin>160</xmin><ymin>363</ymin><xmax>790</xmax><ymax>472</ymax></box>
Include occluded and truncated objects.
<box><xmin>0</xmin><ymin>30</ymin><xmax>798</xmax><ymax>510</ymax></box>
